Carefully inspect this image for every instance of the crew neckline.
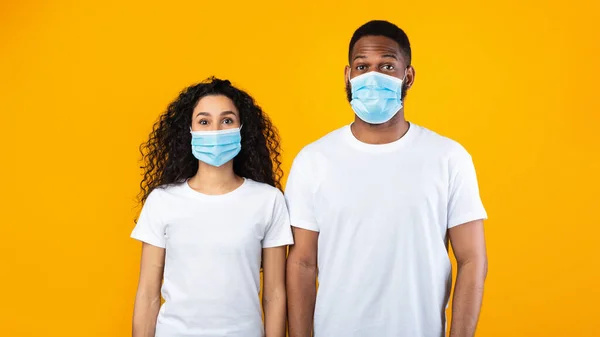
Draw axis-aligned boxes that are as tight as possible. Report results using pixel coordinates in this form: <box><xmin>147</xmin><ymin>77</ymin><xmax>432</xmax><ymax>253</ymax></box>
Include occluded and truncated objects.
<box><xmin>343</xmin><ymin>122</ymin><xmax>419</xmax><ymax>153</ymax></box>
<box><xmin>183</xmin><ymin>177</ymin><xmax>248</xmax><ymax>201</ymax></box>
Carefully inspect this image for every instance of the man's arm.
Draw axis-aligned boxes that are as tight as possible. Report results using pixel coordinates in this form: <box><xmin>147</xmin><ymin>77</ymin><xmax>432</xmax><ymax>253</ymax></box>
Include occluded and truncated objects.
<box><xmin>448</xmin><ymin>219</ymin><xmax>488</xmax><ymax>337</ymax></box>
<box><xmin>262</xmin><ymin>246</ymin><xmax>288</xmax><ymax>337</ymax></box>
<box><xmin>132</xmin><ymin>243</ymin><xmax>165</xmax><ymax>337</ymax></box>
<box><xmin>286</xmin><ymin>227</ymin><xmax>319</xmax><ymax>337</ymax></box>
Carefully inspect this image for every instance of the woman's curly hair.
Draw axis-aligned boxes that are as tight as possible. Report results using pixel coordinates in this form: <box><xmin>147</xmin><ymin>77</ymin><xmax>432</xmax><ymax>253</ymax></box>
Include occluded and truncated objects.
<box><xmin>138</xmin><ymin>77</ymin><xmax>283</xmax><ymax>204</ymax></box>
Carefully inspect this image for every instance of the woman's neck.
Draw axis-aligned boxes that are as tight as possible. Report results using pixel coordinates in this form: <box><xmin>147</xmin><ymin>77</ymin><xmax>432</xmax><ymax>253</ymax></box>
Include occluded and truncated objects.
<box><xmin>188</xmin><ymin>161</ymin><xmax>244</xmax><ymax>195</ymax></box>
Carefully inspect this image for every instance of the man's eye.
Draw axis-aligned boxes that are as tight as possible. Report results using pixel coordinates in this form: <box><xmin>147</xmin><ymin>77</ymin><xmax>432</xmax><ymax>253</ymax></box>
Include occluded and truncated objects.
<box><xmin>382</xmin><ymin>64</ymin><xmax>395</xmax><ymax>70</ymax></box>
<box><xmin>357</xmin><ymin>65</ymin><xmax>367</xmax><ymax>70</ymax></box>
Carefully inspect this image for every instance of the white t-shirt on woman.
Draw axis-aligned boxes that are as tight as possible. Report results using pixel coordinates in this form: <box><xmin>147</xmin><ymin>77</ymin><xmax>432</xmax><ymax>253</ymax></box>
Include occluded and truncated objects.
<box><xmin>131</xmin><ymin>178</ymin><xmax>294</xmax><ymax>337</ymax></box>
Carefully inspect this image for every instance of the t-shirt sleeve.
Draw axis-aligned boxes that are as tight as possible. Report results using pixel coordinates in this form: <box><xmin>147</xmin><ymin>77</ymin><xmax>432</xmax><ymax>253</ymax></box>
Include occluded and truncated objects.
<box><xmin>131</xmin><ymin>190</ymin><xmax>167</xmax><ymax>248</ymax></box>
<box><xmin>447</xmin><ymin>146</ymin><xmax>488</xmax><ymax>228</ymax></box>
<box><xmin>284</xmin><ymin>151</ymin><xmax>319</xmax><ymax>232</ymax></box>
<box><xmin>263</xmin><ymin>190</ymin><xmax>294</xmax><ymax>248</ymax></box>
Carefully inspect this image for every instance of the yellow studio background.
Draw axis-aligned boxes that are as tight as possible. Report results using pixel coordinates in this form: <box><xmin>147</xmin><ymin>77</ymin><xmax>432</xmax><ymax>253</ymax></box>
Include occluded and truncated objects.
<box><xmin>1</xmin><ymin>0</ymin><xmax>599</xmax><ymax>336</ymax></box>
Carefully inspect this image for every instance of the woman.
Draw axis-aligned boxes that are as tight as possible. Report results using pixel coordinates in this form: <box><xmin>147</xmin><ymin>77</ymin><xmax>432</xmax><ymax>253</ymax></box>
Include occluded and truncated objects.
<box><xmin>131</xmin><ymin>77</ymin><xmax>293</xmax><ymax>337</ymax></box>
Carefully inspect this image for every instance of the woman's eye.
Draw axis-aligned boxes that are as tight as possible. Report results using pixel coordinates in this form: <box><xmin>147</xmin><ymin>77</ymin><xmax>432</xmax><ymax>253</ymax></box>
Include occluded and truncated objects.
<box><xmin>223</xmin><ymin>118</ymin><xmax>234</xmax><ymax>124</ymax></box>
<box><xmin>199</xmin><ymin>120</ymin><xmax>208</xmax><ymax>125</ymax></box>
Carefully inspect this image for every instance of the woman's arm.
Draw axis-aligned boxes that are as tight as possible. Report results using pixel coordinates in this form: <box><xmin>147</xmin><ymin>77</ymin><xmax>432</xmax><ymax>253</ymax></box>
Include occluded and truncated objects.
<box><xmin>262</xmin><ymin>246</ymin><xmax>288</xmax><ymax>337</ymax></box>
<box><xmin>133</xmin><ymin>243</ymin><xmax>165</xmax><ymax>337</ymax></box>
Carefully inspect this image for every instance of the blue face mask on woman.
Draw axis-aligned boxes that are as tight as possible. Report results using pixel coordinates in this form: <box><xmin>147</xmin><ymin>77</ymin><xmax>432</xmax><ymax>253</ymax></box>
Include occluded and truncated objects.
<box><xmin>190</xmin><ymin>127</ymin><xmax>242</xmax><ymax>167</ymax></box>
<box><xmin>349</xmin><ymin>70</ymin><xmax>406</xmax><ymax>124</ymax></box>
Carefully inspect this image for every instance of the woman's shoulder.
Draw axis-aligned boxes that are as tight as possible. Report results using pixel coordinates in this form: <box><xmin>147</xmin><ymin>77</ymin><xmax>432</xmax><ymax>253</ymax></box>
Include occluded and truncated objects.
<box><xmin>242</xmin><ymin>179</ymin><xmax>283</xmax><ymax>198</ymax></box>
<box><xmin>147</xmin><ymin>182</ymin><xmax>188</xmax><ymax>199</ymax></box>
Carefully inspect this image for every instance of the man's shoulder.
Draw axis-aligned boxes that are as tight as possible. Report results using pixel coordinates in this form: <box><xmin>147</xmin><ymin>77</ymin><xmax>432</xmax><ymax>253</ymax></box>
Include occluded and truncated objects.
<box><xmin>412</xmin><ymin>124</ymin><xmax>470</xmax><ymax>157</ymax></box>
<box><xmin>294</xmin><ymin>125</ymin><xmax>348</xmax><ymax>159</ymax></box>
<box><xmin>287</xmin><ymin>125</ymin><xmax>348</xmax><ymax>177</ymax></box>
<box><xmin>305</xmin><ymin>125</ymin><xmax>348</xmax><ymax>150</ymax></box>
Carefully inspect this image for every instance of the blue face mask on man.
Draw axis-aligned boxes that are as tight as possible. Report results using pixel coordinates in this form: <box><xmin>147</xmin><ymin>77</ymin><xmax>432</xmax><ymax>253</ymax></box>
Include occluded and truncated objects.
<box><xmin>190</xmin><ymin>127</ymin><xmax>242</xmax><ymax>167</ymax></box>
<box><xmin>349</xmin><ymin>70</ymin><xmax>407</xmax><ymax>124</ymax></box>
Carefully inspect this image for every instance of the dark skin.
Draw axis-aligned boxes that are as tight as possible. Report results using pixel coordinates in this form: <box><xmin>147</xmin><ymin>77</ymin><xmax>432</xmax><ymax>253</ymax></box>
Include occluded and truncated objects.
<box><xmin>287</xmin><ymin>35</ymin><xmax>487</xmax><ymax>337</ymax></box>
<box><xmin>344</xmin><ymin>35</ymin><xmax>416</xmax><ymax>145</ymax></box>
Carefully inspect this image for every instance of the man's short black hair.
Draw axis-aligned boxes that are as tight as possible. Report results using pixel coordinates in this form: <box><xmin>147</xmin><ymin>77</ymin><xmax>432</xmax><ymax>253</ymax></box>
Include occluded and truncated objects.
<box><xmin>348</xmin><ymin>20</ymin><xmax>411</xmax><ymax>65</ymax></box>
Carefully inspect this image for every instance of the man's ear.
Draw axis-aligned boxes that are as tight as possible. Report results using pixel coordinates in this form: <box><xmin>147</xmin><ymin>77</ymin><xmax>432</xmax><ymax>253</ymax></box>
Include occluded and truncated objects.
<box><xmin>406</xmin><ymin>65</ymin><xmax>416</xmax><ymax>89</ymax></box>
<box><xmin>345</xmin><ymin>65</ymin><xmax>351</xmax><ymax>82</ymax></box>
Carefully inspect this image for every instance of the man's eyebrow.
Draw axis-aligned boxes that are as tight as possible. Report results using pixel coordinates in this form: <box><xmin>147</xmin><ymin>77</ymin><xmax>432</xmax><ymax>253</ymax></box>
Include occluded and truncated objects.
<box><xmin>381</xmin><ymin>54</ymin><xmax>398</xmax><ymax>60</ymax></box>
<box><xmin>353</xmin><ymin>54</ymin><xmax>399</xmax><ymax>61</ymax></box>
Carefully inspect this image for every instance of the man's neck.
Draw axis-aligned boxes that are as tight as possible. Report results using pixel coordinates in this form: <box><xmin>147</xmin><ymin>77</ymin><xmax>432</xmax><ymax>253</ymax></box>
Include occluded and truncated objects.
<box><xmin>350</xmin><ymin>113</ymin><xmax>410</xmax><ymax>145</ymax></box>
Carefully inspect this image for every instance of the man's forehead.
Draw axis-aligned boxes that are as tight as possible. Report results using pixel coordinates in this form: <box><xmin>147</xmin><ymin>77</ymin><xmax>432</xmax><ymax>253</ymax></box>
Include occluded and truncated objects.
<box><xmin>352</xmin><ymin>35</ymin><xmax>401</xmax><ymax>58</ymax></box>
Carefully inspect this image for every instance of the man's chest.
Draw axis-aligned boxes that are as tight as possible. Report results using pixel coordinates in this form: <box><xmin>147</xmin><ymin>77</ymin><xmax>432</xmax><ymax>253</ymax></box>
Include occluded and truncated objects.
<box><xmin>313</xmin><ymin>155</ymin><xmax>450</xmax><ymax>235</ymax></box>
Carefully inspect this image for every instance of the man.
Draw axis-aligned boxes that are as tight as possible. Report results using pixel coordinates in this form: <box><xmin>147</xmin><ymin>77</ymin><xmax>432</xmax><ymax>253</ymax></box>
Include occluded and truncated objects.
<box><xmin>285</xmin><ymin>20</ymin><xmax>488</xmax><ymax>337</ymax></box>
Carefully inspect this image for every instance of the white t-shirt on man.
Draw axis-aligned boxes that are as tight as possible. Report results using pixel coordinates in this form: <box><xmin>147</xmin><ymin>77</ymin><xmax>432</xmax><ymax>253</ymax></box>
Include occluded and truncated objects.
<box><xmin>131</xmin><ymin>178</ymin><xmax>293</xmax><ymax>337</ymax></box>
<box><xmin>285</xmin><ymin>123</ymin><xmax>487</xmax><ymax>337</ymax></box>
